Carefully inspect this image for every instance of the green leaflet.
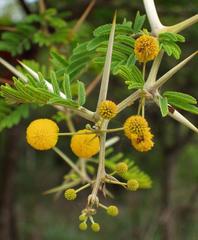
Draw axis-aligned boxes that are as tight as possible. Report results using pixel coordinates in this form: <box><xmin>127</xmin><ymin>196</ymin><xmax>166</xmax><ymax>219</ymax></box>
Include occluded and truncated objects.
<box><xmin>114</xmin><ymin>64</ymin><xmax>144</xmax><ymax>90</ymax></box>
<box><xmin>77</xmin><ymin>81</ymin><xmax>86</xmax><ymax>106</ymax></box>
<box><xmin>163</xmin><ymin>91</ymin><xmax>198</xmax><ymax>115</ymax></box>
<box><xmin>163</xmin><ymin>91</ymin><xmax>197</xmax><ymax>104</ymax></box>
<box><xmin>159</xmin><ymin>32</ymin><xmax>185</xmax><ymax>59</ymax></box>
<box><xmin>0</xmin><ymin>99</ymin><xmax>30</xmax><ymax>132</ymax></box>
<box><xmin>50</xmin><ymin>71</ymin><xmax>60</xmax><ymax>95</ymax></box>
<box><xmin>167</xmin><ymin>99</ymin><xmax>198</xmax><ymax>115</ymax></box>
<box><xmin>93</xmin><ymin>22</ymin><xmax>133</xmax><ymax>37</ymax></box>
<box><xmin>133</xmin><ymin>11</ymin><xmax>146</xmax><ymax>33</ymax></box>
<box><xmin>63</xmin><ymin>74</ymin><xmax>72</xmax><ymax>99</ymax></box>
<box><xmin>159</xmin><ymin>96</ymin><xmax>169</xmax><ymax>117</ymax></box>
<box><xmin>0</xmin><ymin>71</ymin><xmax>81</xmax><ymax>109</ymax></box>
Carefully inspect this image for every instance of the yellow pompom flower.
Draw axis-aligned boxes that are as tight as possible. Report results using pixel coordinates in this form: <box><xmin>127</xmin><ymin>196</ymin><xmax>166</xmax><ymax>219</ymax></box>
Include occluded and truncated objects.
<box><xmin>26</xmin><ymin>119</ymin><xmax>59</xmax><ymax>150</ymax></box>
<box><xmin>71</xmin><ymin>129</ymin><xmax>100</xmax><ymax>159</ymax></box>
<box><xmin>134</xmin><ymin>34</ymin><xmax>160</xmax><ymax>63</ymax></box>
<box><xmin>115</xmin><ymin>162</ymin><xmax>128</xmax><ymax>175</ymax></box>
<box><xmin>98</xmin><ymin>100</ymin><xmax>117</xmax><ymax>119</ymax></box>
<box><xmin>107</xmin><ymin>205</ymin><xmax>119</xmax><ymax>217</ymax></box>
<box><xmin>79</xmin><ymin>222</ymin><xmax>88</xmax><ymax>231</ymax></box>
<box><xmin>79</xmin><ymin>214</ymin><xmax>87</xmax><ymax>222</ymax></box>
<box><xmin>131</xmin><ymin>131</ymin><xmax>154</xmax><ymax>152</ymax></box>
<box><xmin>91</xmin><ymin>223</ymin><xmax>100</xmax><ymax>232</ymax></box>
<box><xmin>127</xmin><ymin>179</ymin><xmax>139</xmax><ymax>191</ymax></box>
<box><xmin>64</xmin><ymin>188</ymin><xmax>77</xmax><ymax>200</ymax></box>
<box><xmin>123</xmin><ymin>115</ymin><xmax>149</xmax><ymax>139</ymax></box>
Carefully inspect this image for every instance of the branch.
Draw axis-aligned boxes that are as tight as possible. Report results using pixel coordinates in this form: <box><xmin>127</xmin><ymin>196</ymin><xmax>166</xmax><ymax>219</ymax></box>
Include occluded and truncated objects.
<box><xmin>148</xmin><ymin>51</ymin><xmax>198</xmax><ymax>91</ymax></box>
<box><xmin>70</xmin><ymin>0</ymin><xmax>96</xmax><ymax>38</ymax></box>
<box><xmin>143</xmin><ymin>0</ymin><xmax>164</xmax><ymax>35</ymax></box>
<box><xmin>0</xmin><ymin>57</ymin><xmax>95</xmax><ymax>122</ymax></box>
<box><xmin>117</xmin><ymin>89</ymin><xmax>141</xmax><ymax>113</ymax></box>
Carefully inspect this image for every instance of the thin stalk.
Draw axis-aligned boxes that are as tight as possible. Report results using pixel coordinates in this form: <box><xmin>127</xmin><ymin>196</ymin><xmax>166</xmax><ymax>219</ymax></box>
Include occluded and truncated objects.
<box><xmin>143</xmin><ymin>62</ymin><xmax>146</xmax><ymax>81</ymax></box>
<box><xmin>88</xmin><ymin>120</ymin><xmax>109</xmax><ymax>206</ymax></box>
<box><xmin>43</xmin><ymin>179</ymin><xmax>80</xmax><ymax>195</ymax></box>
<box><xmin>70</xmin><ymin>0</ymin><xmax>96</xmax><ymax>37</ymax></box>
<box><xmin>142</xmin><ymin>97</ymin><xmax>145</xmax><ymax>117</ymax></box>
<box><xmin>76</xmin><ymin>183</ymin><xmax>91</xmax><ymax>193</ymax></box>
<box><xmin>58</xmin><ymin>127</ymin><xmax>124</xmax><ymax>136</ymax></box>
<box><xmin>117</xmin><ymin>89</ymin><xmax>141</xmax><ymax>113</ymax></box>
<box><xmin>65</xmin><ymin>109</ymin><xmax>75</xmax><ymax>132</ymax></box>
<box><xmin>53</xmin><ymin>147</ymin><xmax>88</xmax><ymax>181</ymax></box>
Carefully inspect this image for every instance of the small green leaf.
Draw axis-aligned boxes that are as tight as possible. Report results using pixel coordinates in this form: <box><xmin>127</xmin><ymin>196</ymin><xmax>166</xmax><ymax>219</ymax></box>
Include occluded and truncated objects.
<box><xmin>133</xmin><ymin>11</ymin><xmax>146</xmax><ymax>33</ymax></box>
<box><xmin>63</xmin><ymin>74</ymin><xmax>72</xmax><ymax>99</ymax></box>
<box><xmin>50</xmin><ymin>71</ymin><xmax>60</xmax><ymax>95</ymax></box>
<box><xmin>159</xmin><ymin>96</ymin><xmax>169</xmax><ymax>117</ymax></box>
<box><xmin>77</xmin><ymin>80</ymin><xmax>86</xmax><ymax>106</ymax></box>
<box><xmin>168</xmin><ymin>99</ymin><xmax>198</xmax><ymax>115</ymax></box>
<box><xmin>163</xmin><ymin>91</ymin><xmax>197</xmax><ymax>105</ymax></box>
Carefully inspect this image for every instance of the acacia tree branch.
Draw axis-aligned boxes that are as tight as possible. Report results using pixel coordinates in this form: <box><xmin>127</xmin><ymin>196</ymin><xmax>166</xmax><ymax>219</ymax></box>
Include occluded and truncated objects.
<box><xmin>143</xmin><ymin>0</ymin><xmax>164</xmax><ymax>35</ymax></box>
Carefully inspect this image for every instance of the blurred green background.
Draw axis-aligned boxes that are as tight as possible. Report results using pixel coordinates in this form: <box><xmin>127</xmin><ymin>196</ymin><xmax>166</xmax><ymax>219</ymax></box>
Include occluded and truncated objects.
<box><xmin>0</xmin><ymin>0</ymin><xmax>197</xmax><ymax>240</ymax></box>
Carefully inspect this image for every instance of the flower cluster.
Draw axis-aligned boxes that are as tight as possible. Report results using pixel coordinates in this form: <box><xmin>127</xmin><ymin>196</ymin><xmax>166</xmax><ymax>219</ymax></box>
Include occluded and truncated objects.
<box><xmin>70</xmin><ymin>129</ymin><xmax>100</xmax><ymax>159</ymax></box>
<box><xmin>26</xmin><ymin>113</ymin><xmax>152</xmax><ymax>230</ymax></box>
<box><xmin>26</xmin><ymin>119</ymin><xmax>59</xmax><ymax>150</ymax></box>
<box><xmin>134</xmin><ymin>34</ymin><xmax>160</xmax><ymax>63</ymax></box>
<box><xmin>123</xmin><ymin>115</ymin><xmax>154</xmax><ymax>152</ymax></box>
<box><xmin>98</xmin><ymin>100</ymin><xmax>117</xmax><ymax>119</ymax></box>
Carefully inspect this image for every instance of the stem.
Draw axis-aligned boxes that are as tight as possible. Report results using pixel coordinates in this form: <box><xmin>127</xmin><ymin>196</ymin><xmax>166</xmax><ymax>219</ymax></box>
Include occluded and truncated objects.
<box><xmin>143</xmin><ymin>0</ymin><xmax>164</xmax><ymax>35</ymax></box>
<box><xmin>144</xmin><ymin>50</ymin><xmax>164</xmax><ymax>88</ymax></box>
<box><xmin>143</xmin><ymin>62</ymin><xmax>146</xmax><ymax>80</ymax></box>
<box><xmin>43</xmin><ymin>179</ymin><xmax>81</xmax><ymax>195</ymax></box>
<box><xmin>53</xmin><ymin>147</ymin><xmax>89</xmax><ymax>181</ymax></box>
<box><xmin>99</xmin><ymin>203</ymin><xmax>107</xmax><ymax>210</ymax></box>
<box><xmin>39</xmin><ymin>0</ymin><xmax>46</xmax><ymax>14</ymax></box>
<box><xmin>142</xmin><ymin>97</ymin><xmax>145</xmax><ymax>117</ymax></box>
<box><xmin>76</xmin><ymin>183</ymin><xmax>91</xmax><ymax>193</ymax></box>
<box><xmin>70</xmin><ymin>0</ymin><xmax>96</xmax><ymax>37</ymax></box>
<box><xmin>117</xmin><ymin>89</ymin><xmax>141</xmax><ymax>113</ymax></box>
<box><xmin>65</xmin><ymin>109</ymin><xmax>75</xmax><ymax>132</ymax></box>
<box><xmin>58</xmin><ymin>127</ymin><xmax>124</xmax><ymax>136</ymax></box>
<box><xmin>105</xmin><ymin>179</ymin><xmax>126</xmax><ymax>187</ymax></box>
<box><xmin>86</xmin><ymin>73</ymin><xmax>102</xmax><ymax>96</ymax></box>
<box><xmin>88</xmin><ymin>121</ymin><xmax>109</xmax><ymax>205</ymax></box>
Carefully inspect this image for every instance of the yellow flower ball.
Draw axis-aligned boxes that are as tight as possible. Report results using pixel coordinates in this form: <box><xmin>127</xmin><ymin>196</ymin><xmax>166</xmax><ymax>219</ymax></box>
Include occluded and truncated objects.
<box><xmin>98</xmin><ymin>100</ymin><xmax>117</xmax><ymax>119</ymax></box>
<box><xmin>26</xmin><ymin>119</ymin><xmax>59</xmax><ymax>150</ymax></box>
<box><xmin>79</xmin><ymin>222</ymin><xmax>88</xmax><ymax>231</ymax></box>
<box><xmin>91</xmin><ymin>223</ymin><xmax>100</xmax><ymax>232</ymax></box>
<box><xmin>134</xmin><ymin>34</ymin><xmax>160</xmax><ymax>63</ymax></box>
<box><xmin>127</xmin><ymin>179</ymin><xmax>139</xmax><ymax>191</ymax></box>
<box><xmin>115</xmin><ymin>162</ymin><xmax>128</xmax><ymax>175</ymax></box>
<box><xmin>64</xmin><ymin>188</ymin><xmax>77</xmax><ymax>200</ymax></box>
<box><xmin>70</xmin><ymin>129</ymin><xmax>100</xmax><ymax>159</ymax></box>
<box><xmin>123</xmin><ymin>115</ymin><xmax>149</xmax><ymax>139</ymax></box>
<box><xmin>107</xmin><ymin>205</ymin><xmax>119</xmax><ymax>217</ymax></box>
<box><xmin>79</xmin><ymin>214</ymin><xmax>87</xmax><ymax>222</ymax></box>
<box><xmin>131</xmin><ymin>131</ymin><xmax>154</xmax><ymax>152</ymax></box>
